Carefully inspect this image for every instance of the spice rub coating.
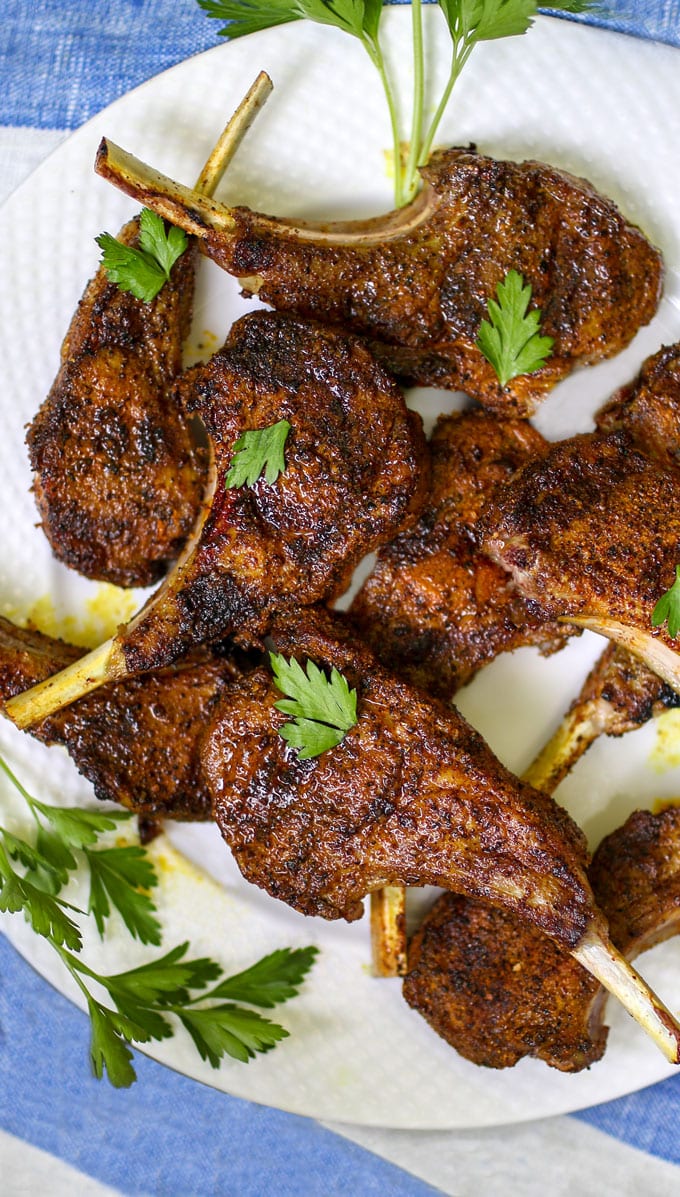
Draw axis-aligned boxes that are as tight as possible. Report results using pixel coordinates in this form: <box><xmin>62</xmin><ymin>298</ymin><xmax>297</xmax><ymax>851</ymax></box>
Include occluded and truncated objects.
<box><xmin>27</xmin><ymin>218</ymin><xmax>206</xmax><ymax>588</ymax></box>
<box><xmin>203</xmin><ymin>608</ymin><xmax>595</xmax><ymax>947</ymax></box>
<box><xmin>120</xmin><ymin>311</ymin><xmax>429</xmax><ymax>674</ymax></box>
<box><xmin>404</xmin><ymin>807</ymin><xmax>680</xmax><ymax>1071</ymax></box>
<box><xmin>0</xmin><ymin>617</ymin><xmax>241</xmax><ymax>820</ymax></box>
<box><xmin>480</xmin><ymin>429</ymin><xmax>680</xmax><ymax>650</ymax></box>
<box><xmin>526</xmin><ymin>641</ymin><xmax>680</xmax><ymax>796</ymax></box>
<box><xmin>209</xmin><ymin>149</ymin><xmax>662</xmax><ymax>416</ymax></box>
<box><xmin>351</xmin><ymin>410</ymin><xmax>571</xmax><ymax>697</ymax></box>
<box><xmin>596</xmin><ymin>342</ymin><xmax>680</xmax><ymax>471</ymax></box>
<box><xmin>590</xmin><ymin>807</ymin><xmax>680</xmax><ymax>956</ymax></box>
<box><xmin>404</xmin><ymin>892</ymin><xmax>606</xmax><ymax>1072</ymax></box>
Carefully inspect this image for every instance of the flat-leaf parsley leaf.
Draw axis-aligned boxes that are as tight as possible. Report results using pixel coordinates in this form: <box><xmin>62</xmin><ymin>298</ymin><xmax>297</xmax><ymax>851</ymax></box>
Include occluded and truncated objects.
<box><xmin>476</xmin><ymin>269</ymin><xmax>554</xmax><ymax>386</ymax></box>
<box><xmin>652</xmin><ymin>565</ymin><xmax>680</xmax><ymax>638</ymax></box>
<box><xmin>225</xmin><ymin>419</ymin><xmax>291</xmax><ymax>489</ymax></box>
<box><xmin>270</xmin><ymin>653</ymin><xmax>358</xmax><ymax>759</ymax></box>
<box><xmin>0</xmin><ymin>755</ymin><xmax>319</xmax><ymax>1087</ymax></box>
<box><xmin>96</xmin><ymin>208</ymin><xmax>188</xmax><ymax>302</ymax></box>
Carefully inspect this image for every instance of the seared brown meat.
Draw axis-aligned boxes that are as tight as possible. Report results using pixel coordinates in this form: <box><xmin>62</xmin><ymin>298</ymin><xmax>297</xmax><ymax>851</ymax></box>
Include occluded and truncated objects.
<box><xmin>404</xmin><ymin>892</ymin><xmax>607</xmax><ymax>1072</ymax></box>
<box><xmin>590</xmin><ymin>806</ymin><xmax>680</xmax><ymax>956</ymax></box>
<box><xmin>596</xmin><ymin>342</ymin><xmax>680</xmax><ymax>471</ymax></box>
<box><xmin>351</xmin><ymin>410</ymin><xmax>570</xmax><ymax>697</ymax></box>
<box><xmin>5</xmin><ymin>312</ymin><xmax>429</xmax><ymax>729</ymax></box>
<box><xmin>27</xmin><ymin>218</ymin><xmax>206</xmax><ymax>588</ymax></box>
<box><xmin>204</xmin><ymin>607</ymin><xmax>593</xmax><ymax>941</ymax></box>
<box><xmin>0</xmin><ymin>617</ymin><xmax>242</xmax><ymax>820</ymax></box>
<box><xmin>95</xmin><ymin>141</ymin><xmax>663</xmax><ymax>416</ymax></box>
<box><xmin>479</xmin><ymin>429</ymin><xmax>680</xmax><ymax>688</ymax></box>
<box><xmin>526</xmin><ymin>642</ymin><xmax>680</xmax><ymax>794</ymax></box>
<box><xmin>405</xmin><ymin>807</ymin><xmax>680</xmax><ymax>1071</ymax></box>
<box><xmin>117</xmin><ymin>311</ymin><xmax>429</xmax><ymax>674</ymax></box>
<box><xmin>203</xmin><ymin>608</ymin><xmax>680</xmax><ymax>1060</ymax></box>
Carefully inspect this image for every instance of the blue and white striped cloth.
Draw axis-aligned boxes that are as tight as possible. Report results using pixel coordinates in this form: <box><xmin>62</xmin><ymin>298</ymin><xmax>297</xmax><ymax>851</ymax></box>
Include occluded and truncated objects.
<box><xmin>2</xmin><ymin>4</ymin><xmax>680</xmax><ymax>1194</ymax></box>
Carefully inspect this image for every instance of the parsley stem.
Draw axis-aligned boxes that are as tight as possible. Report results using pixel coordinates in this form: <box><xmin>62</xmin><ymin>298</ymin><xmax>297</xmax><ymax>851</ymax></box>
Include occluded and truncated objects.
<box><xmin>402</xmin><ymin>0</ymin><xmax>425</xmax><ymax>205</ymax></box>
<box><xmin>56</xmin><ymin>943</ymin><xmax>97</xmax><ymax>997</ymax></box>
<box><xmin>417</xmin><ymin>37</ymin><xmax>474</xmax><ymax>176</ymax></box>
<box><xmin>365</xmin><ymin>38</ymin><xmax>404</xmax><ymax>209</ymax></box>
<box><xmin>0</xmin><ymin>837</ymin><xmax>15</xmax><ymax>882</ymax></box>
<box><xmin>0</xmin><ymin>754</ymin><xmax>36</xmax><ymax>811</ymax></box>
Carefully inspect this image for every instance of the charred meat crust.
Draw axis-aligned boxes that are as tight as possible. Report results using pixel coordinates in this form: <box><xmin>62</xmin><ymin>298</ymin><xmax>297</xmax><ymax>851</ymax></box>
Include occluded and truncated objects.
<box><xmin>351</xmin><ymin>410</ymin><xmax>572</xmax><ymax>697</ymax></box>
<box><xmin>404</xmin><ymin>807</ymin><xmax>680</xmax><ymax>1071</ymax></box>
<box><xmin>480</xmin><ymin>429</ymin><xmax>680</xmax><ymax>643</ymax></box>
<box><xmin>203</xmin><ymin>608</ymin><xmax>594</xmax><ymax>946</ymax></box>
<box><xmin>404</xmin><ymin>892</ymin><xmax>607</xmax><ymax>1072</ymax></box>
<box><xmin>209</xmin><ymin>149</ymin><xmax>662</xmax><ymax>416</ymax></box>
<box><xmin>119</xmin><ymin>311</ymin><xmax>430</xmax><ymax>674</ymax></box>
<box><xmin>596</xmin><ymin>342</ymin><xmax>680</xmax><ymax>471</ymax></box>
<box><xmin>27</xmin><ymin>218</ymin><xmax>207</xmax><ymax>589</ymax></box>
<box><xmin>574</xmin><ymin>642</ymin><xmax>680</xmax><ymax>736</ymax></box>
<box><xmin>590</xmin><ymin>807</ymin><xmax>680</xmax><ymax>954</ymax></box>
<box><xmin>0</xmin><ymin>616</ymin><xmax>242</xmax><ymax>820</ymax></box>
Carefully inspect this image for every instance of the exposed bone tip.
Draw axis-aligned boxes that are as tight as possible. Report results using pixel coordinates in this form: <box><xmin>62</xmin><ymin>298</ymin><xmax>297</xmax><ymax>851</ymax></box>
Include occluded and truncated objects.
<box><xmin>3</xmin><ymin>636</ymin><xmax>126</xmax><ymax>730</ymax></box>
<box><xmin>573</xmin><ymin>929</ymin><xmax>680</xmax><ymax>1064</ymax></box>
<box><xmin>370</xmin><ymin>885</ymin><xmax>408</xmax><ymax>977</ymax></box>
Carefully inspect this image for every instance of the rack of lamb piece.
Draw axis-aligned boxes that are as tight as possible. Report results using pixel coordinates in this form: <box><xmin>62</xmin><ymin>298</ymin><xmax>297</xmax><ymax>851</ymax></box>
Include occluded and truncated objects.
<box><xmin>199</xmin><ymin>604</ymin><xmax>680</xmax><ymax>1062</ymax></box>
<box><xmin>5</xmin><ymin>310</ymin><xmax>428</xmax><ymax>727</ymax></box>
<box><xmin>351</xmin><ymin>407</ymin><xmax>574</xmax><ymax>974</ymax></box>
<box><xmin>94</xmin><ymin>139</ymin><xmax>662</xmax><ymax>417</ymax></box>
<box><xmin>27</xmin><ymin>73</ymin><xmax>272</xmax><ymax>588</ymax></box>
<box><xmin>405</xmin><ymin>806</ymin><xmax>680</xmax><ymax>1072</ymax></box>
<box><xmin>479</xmin><ymin>341</ymin><xmax>680</xmax><ymax>691</ymax></box>
<box><xmin>0</xmin><ymin>616</ymin><xmax>247</xmax><ymax>825</ymax></box>
<box><xmin>351</xmin><ymin>408</ymin><xmax>572</xmax><ymax>700</ymax></box>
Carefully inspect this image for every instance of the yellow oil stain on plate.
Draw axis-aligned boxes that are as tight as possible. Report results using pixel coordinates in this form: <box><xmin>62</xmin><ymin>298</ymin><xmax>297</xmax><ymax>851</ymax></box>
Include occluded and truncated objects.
<box><xmin>5</xmin><ymin>584</ymin><xmax>140</xmax><ymax>648</ymax></box>
<box><xmin>649</xmin><ymin>709</ymin><xmax>680</xmax><ymax>772</ymax></box>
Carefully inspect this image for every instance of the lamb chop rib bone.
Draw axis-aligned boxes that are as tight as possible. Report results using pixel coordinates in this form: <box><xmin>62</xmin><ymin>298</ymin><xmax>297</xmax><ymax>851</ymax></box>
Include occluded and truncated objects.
<box><xmin>92</xmin><ymin>138</ymin><xmax>662</xmax><ymax>416</ymax></box>
<box><xmin>201</xmin><ymin>610</ymin><xmax>680</xmax><ymax>1062</ymax></box>
<box><xmin>373</xmin><ymin>642</ymin><xmax>679</xmax><ymax>977</ymax></box>
<box><xmin>6</xmin><ymin>302</ymin><xmax>429</xmax><ymax>729</ymax></box>
<box><xmin>3</xmin><ymin>74</ymin><xmax>274</xmax><ymax>726</ymax></box>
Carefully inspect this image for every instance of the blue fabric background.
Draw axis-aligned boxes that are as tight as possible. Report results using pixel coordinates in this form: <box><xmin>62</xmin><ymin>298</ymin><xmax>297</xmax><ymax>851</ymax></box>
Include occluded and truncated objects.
<box><xmin>0</xmin><ymin>937</ymin><xmax>442</xmax><ymax>1196</ymax></box>
<box><xmin>2</xmin><ymin>1</ymin><xmax>679</xmax><ymax>131</ymax></box>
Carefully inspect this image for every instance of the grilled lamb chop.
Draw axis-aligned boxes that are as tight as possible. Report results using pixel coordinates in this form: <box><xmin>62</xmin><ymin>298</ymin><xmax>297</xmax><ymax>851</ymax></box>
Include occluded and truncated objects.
<box><xmin>0</xmin><ymin>616</ymin><xmax>243</xmax><ymax>821</ymax></box>
<box><xmin>27</xmin><ymin>75</ymin><xmax>272</xmax><ymax>589</ymax></box>
<box><xmin>596</xmin><ymin>341</ymin><xmax>680</xmax><ymax>470</ymax></box>
<box><xmin>590</xmin><ymin>806</ymin><xmax>680</xmax><ymax>956</ymax></box>
<box><xmin>351</xmin><ymin>409</ymin><xmax>571</xmax><ymax>699</ymax></box>
<box><xmin>94</xmin><ymin>140</ymin><xmax>662</xmax><ymax>417</ymax></box>
<box><xmin>480</xmin><ymin>340</ymin><xmax>680</xmax><ymax>690</ymax></box>
<box><xmin>405</xmin><ymin>807</ymin><xmax>680</xmax><ymax>1071</ymax></box>
<box><xmin>201</xmin><ymin>607</ymin><xmax>680</xmax><ymax>1060</ymax></box>
<box><xmin>524</xmin><ymin>641</ymin><xmax>680</xmax><ymax>794</ymax></box>
<box><xmin>6</xmin><ymin>312</ymin><xmax>428</xmax><ymax>727</ymax></box>
<box><xmin>480</xmin><ymin>429</ymin><xmax>680</xmax><ymax>691</ymax></box>
<box><xmin>26</xmin><ymin>217</ymin><xmax>205</xmax><ymax>589</ymax></box>
<box><xmin>404</xmin><ymin>891</ymin><xmax>607</xmax><ymax>1072</ymax></box>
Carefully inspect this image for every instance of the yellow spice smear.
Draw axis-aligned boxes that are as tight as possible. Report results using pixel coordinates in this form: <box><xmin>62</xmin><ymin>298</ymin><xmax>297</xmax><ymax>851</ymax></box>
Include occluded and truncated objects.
<box><xmin>184</xmin><ymin>327</ymin><xmax>220</xmax><ymax>368</ymax></box>
<box><xmin>649</xmin><ymin>708</ymin><xmax>680</xmax><ymax>774</ymax></box>
<box><xmin>4</xmin><ymin>584</ymin><xmax>139</xmax><ymax>649</ymax></box>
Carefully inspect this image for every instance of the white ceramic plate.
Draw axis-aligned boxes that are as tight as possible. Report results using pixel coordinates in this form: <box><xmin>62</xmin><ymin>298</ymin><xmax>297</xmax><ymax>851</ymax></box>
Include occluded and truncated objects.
<box><xmin>2</xmin><ymin>11</ymin><xmax>680</xmax><ymax>1130</ymax></box>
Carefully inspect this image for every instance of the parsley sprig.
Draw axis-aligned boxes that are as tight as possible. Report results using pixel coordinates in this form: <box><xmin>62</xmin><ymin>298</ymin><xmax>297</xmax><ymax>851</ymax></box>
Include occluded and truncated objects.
<box><xmin>199</xmin><ymin>0</ymin><xmax>596</xmax><ymax>206</ymax></box>
<box><xmin>0</xmin><ymin>755</ymin><xmax>318</xmax><ymax>1086</ymax></box>
<box><xmin>476</xmin><ymin>269</ymin><xmax>554</xmax><ymax>386</ymax></box>
<box><xmin>652</xmin><ymin>565</ymin><xmax>680</xmax><ymax>639</ymax></box>
<box><xmin>225</xmin><ymin>419</ymin><xmax>291</xmax><ymax>489</ymax></box>
<box><xmin>270</xmin><ymin>653</ymin><xmax>358</xmax><ymax>758</ymax></box>
<box><xmin>96</xmin><ymin>208</ymin><xmax>188</xmax><ymax>302</ymax></box>
<box><xmin>0</xmin><ymin>755</ymin><xmax>151</xmax><ymax>941</ymax></box>
<box><xmin>57</xmin><ymin>942</ymin><xmax>316</xmax><ymax>1085</ymax></box>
